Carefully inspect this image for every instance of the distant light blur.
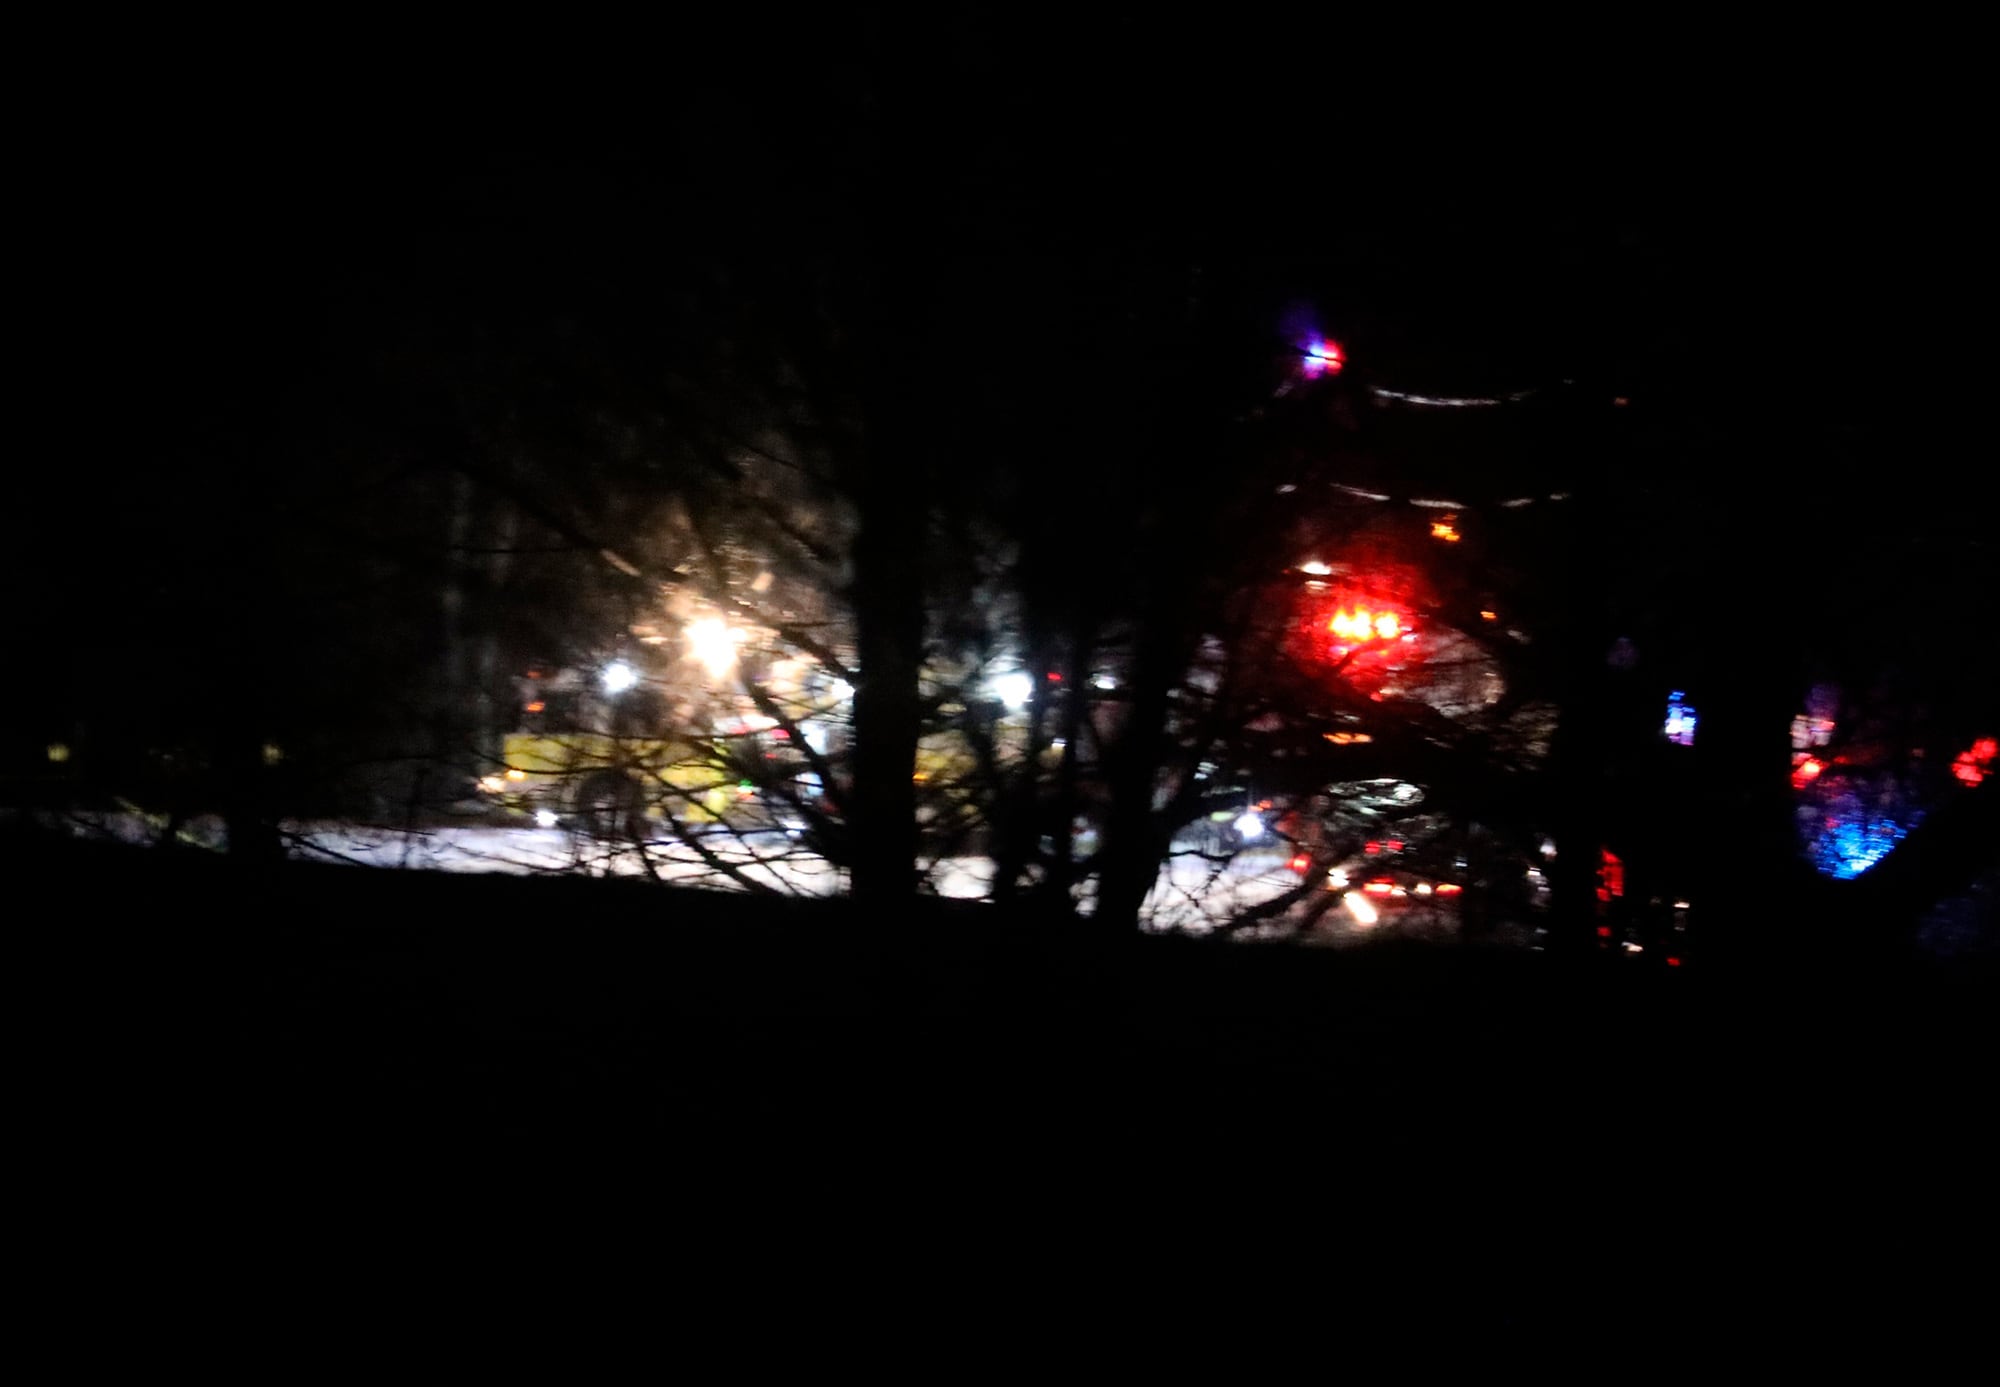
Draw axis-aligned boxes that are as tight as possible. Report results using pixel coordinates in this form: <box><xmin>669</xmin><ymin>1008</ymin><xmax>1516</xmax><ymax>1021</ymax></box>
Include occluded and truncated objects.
<box><xmin>601</xmin><ymin>660</ymin><xmax>638</xmax><ymax>694</ymax></box>
<box><xmin>1301</xmin><ymin>338</ymin><xmax>1344</xmax><ymax>377</ymax></box>
<box><xmin>1664</xmin><ymin>691</ymin><xmax>1697</xmax><ymax>746</ymax></box>
<box><xmin>685</xmin><ymin>620</ymin><xmax>743</xmax><ymax>680</ymax></box>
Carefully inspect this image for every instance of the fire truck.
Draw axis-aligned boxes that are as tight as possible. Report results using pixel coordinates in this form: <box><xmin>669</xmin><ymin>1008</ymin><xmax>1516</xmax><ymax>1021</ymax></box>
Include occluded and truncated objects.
<box><xmin>482</xmin><ymin>661</ymin><xmax>823</xmax><ymax>839</ymax></box>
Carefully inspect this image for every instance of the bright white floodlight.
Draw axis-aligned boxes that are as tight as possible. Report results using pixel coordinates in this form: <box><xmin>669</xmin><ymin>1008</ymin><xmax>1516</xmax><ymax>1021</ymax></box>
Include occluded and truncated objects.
<box><xmin>992</xmin><ymin>672</ymin><xmax>1034</xmax><ymax>711</ymax></box>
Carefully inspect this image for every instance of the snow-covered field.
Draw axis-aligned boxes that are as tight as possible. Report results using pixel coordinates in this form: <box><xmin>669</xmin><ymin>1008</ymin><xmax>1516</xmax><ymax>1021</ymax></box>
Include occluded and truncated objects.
<box><xmin>28</xmin><ymin>808</ymin><xmax>1303</xmax><ymax>928</ymax></box>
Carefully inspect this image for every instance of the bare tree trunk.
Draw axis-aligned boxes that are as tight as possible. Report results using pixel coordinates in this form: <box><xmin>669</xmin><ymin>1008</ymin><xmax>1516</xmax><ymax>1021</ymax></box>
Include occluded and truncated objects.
<box><xmin>847</xmin><ymin>446</ymin><xmax>923</xmax><ymax>909</ymax></box>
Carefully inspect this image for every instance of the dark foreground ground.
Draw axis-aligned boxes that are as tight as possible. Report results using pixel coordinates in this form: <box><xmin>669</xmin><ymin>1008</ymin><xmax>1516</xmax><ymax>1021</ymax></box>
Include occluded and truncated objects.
<box><xmin>15</xmin><ymin>829</ymin><xmax>1995</xmax><ymax>1341</ymax></box>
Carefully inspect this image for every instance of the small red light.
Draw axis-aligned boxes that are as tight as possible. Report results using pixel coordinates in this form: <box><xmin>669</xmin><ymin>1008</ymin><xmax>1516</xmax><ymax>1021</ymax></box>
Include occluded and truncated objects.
<box><xmin>1290</xmin><ymin>854</ymin><xmax>1310</xmax><ymax>873</ymax></box>
<box><xmin>1047</xmin><ymin>672</ymin><xmax>1062</xmax><ymax>682</ymax></box>
<box><xmin>1387</xmin><ymin>839</ymin><xmax>1402</xmax><ymax>852</ymax></box>
<box><xmin>1365</xmin><ymin>841</ymin><xmax>1380</xmax><ymax>854</ymax></box>
<box><xmin>1667</xmin><ymin>956</ymin><xmax>1682</xmax><ymax>967</ymax></box>
<box><xmin>1597</xmin><ymin>926</ymin><xmax>1613</xmax><ymax>939</ymax></box>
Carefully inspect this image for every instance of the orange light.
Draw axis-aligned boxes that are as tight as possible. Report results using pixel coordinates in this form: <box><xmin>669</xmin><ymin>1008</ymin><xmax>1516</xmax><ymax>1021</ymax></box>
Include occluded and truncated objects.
<box><xmin>1480</xmin><ymin>610</ymin><xmax>1497</xmax><ymax>621</ymax></box>
<box><xmin>505</xmin><ymin>769</ymin><xmax>526</xmax><ymax>782</ymax></box>
<box><xmin>1290</xmin><ymin>854</ymin><xmax>1311</xmax><ymax>873</ymax></box>
<box><xmin>1329</xmin><ymin>606</ymin><xmax>1404</xmax><ymax>642</ymax></box>
<box><xmin>1436</xmin><ymin>883</ymin><xmax>1463</xmax><ymax>896</ymax></box>
<box><xmin>1364</xmin><ymin>881</ymin><xmax>1396</xmax><ymax>895</ymax></box>
<box><xmin>525</xmin><ymin>700</ymin><xmax>545</xmax><ymax>713</ymax></box>
<box><xmin>1430</xmin><ymin>521</ymin><xmax>1460</xmax><ymax>542</ymax></box>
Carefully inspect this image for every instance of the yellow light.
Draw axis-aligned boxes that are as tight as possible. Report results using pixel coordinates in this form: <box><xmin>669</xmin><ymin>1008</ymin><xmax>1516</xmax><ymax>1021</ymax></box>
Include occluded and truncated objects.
<box><xmin>1480</xmin><ymin>610</ymin><xmax>1497</xmax><ymax>621</ymax></box>
<box><xmin>47</xmin><ymin>743</ymin><xmax>70</xmax><ymax>764</ymax></box>
<box><xmin>1430</xmin><ymin>521</ymin><xmax>1460</xmax><ymax>542</ymax></box>
<box><xmin>1374</xmin><ymin>613</ymin><xmax>1400</xmax><ymax>639</ymax></box>
<box><xmin>506</xmin><ymin>768</ymin><xmax>527</xmax><ymax>782</ymax></box>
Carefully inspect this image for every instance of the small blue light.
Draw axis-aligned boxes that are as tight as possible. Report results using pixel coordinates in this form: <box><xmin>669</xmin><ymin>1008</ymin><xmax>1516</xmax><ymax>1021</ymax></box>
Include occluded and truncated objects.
<box><xmin>1664</xmin><ymin>691</ymin><xmax>1697</xmax><ymax>747</ymax></box>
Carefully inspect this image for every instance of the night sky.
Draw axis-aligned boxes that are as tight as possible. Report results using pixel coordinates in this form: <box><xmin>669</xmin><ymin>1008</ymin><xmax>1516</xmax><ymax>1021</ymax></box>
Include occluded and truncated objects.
<box><xmin>16</xmin><ymin>21</ymin><xmax>1991</xmax><ymax>741</ymax></box>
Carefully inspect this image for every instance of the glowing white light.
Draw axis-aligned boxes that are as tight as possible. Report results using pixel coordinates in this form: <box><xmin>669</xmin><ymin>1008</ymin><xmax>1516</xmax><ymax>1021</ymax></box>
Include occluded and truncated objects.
<box><xmin>686</xmin><ymin>620</ymin><xmax>743</xmax><ymax>679</ymax></box>
<box><xmin>1233</xmin><ymin>811</ymin><xmax>1264</xmax><ymax>842</ymax></box>
<box><xmin>1328</xmin><ymin>867</ymin><xmax>1350</xmax><ymax>889</ymax></box>
<box><xmin>1371</xmin><ymin>388</ymin><xmax>1506</xmax><ymax>408</ymax></box>
<box><xmin>1415</xmin><ymin>882</ymin><xmax>1432</xmax><ymax>896</ymax></box>
<box><xmin>1300</xmin><ymin>560</ymin><xmax>1332</xmax><ymax>576</ymax></box>
<box><xmin>601</xmin><ymin>661</ymin><xmax>638</xmax><ymax>694</ymax></box>
<box><xmin>1344</xmin><ymin>891</ymin><xmax>1379</xmax><ymax>925</ymax></box>
<box><xmin>831</xmin><ymin>679</ymin><xmax>854</xmax><ymax>702</ymax></box>
<box><xmin>534</xmin><ymin>809</ymin><xmax>559</xmax><ymax>828</ymax></box>
<box><xmin>1092</xmin><ymin>673</ymin><xmax>1117</xmax><ymax>691</ymax></box>
<box><xmin>993</xmin><ymin>672</ymin><xmax>1034</xmax><ymax>710</ymax></box>
<box><xmin>479</xmin><ymin>775</ymin><xmax>505</xmax><ymax>794</ymax></box>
